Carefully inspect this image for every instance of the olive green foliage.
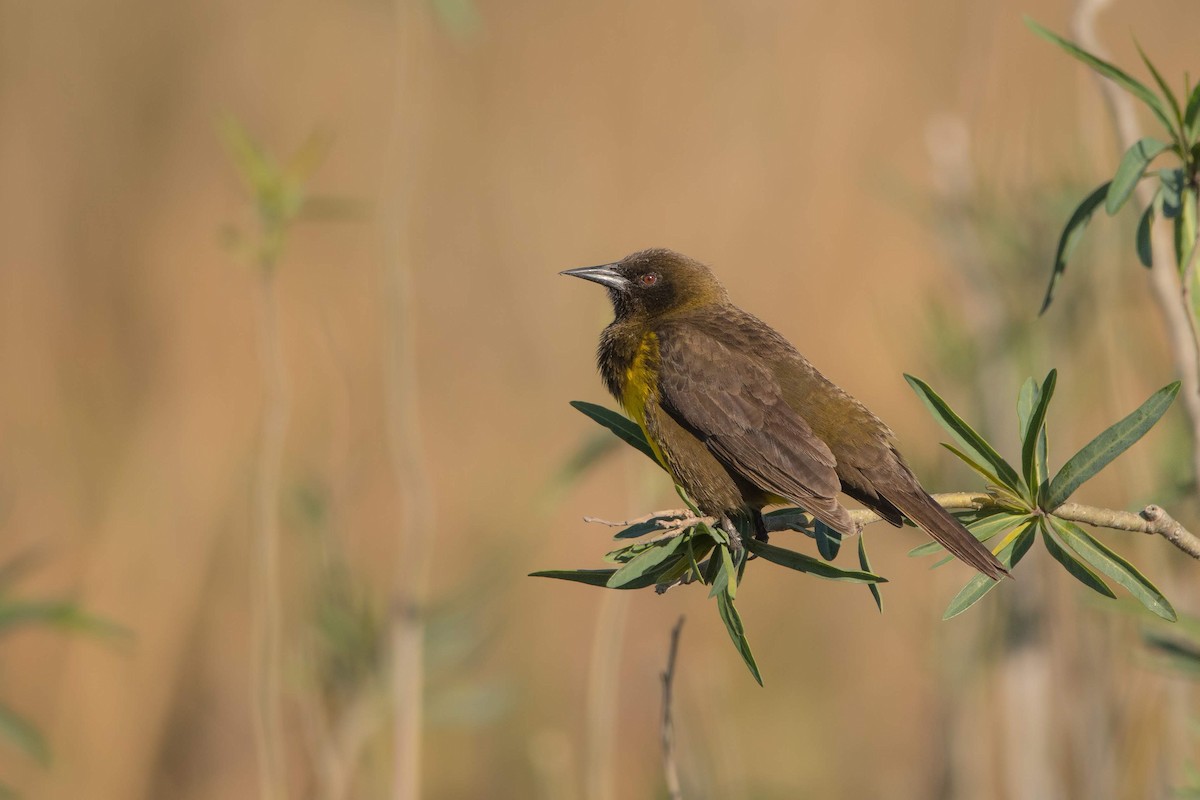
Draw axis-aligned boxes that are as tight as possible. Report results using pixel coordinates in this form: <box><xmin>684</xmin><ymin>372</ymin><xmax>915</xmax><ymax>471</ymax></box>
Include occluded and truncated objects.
<box><xmin>1028</xmin><ymin>19</ymin><xmax>1200</xmax><ymax>311</ymax></box>
<box><xmin>535</xmin><ymin>371</ymin><xmax>1178</xmax><ymax>683</ymax></box>
<box><xmin>0</xmin><ymin>554</ymin><xmax>125</xmax><ymax>797</ymax></box>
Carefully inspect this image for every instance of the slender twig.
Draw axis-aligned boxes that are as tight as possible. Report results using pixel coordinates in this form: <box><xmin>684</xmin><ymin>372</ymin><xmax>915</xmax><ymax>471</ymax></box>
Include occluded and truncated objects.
<box><xmin>587</xmin><ymin>492</ymin><xmax>1200</xmax><ymax>559</ymax></box>
<box><xmin>1072</xmin><ymin>0</ymin><xmax>1200</xmax><ymax>489</ymax></box>
<box><xmin>252</xmin><ymin>263</ymin><xmax>290</xmax><ymax>800</ymax></box>
<box><xmin>660</xmin><ymin>617</ymin><xmax>685</xmax><ymax>800</ymax></box>
<box><xmin>583</xmin><ymin>509</ymin><xmax>696</xmax><ymax>527</ymax></box>
<box><xmin>380</xmin><ymin>4</ymin><xmax>436</xmax><ymax>800</ymax></box>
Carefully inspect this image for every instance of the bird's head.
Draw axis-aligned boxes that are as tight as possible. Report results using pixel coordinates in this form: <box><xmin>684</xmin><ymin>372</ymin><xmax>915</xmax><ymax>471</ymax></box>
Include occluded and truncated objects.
<box><xmin>561</xmin><ymin>248</ymin><xmax>728</xmax><ymax>321</ymax></box>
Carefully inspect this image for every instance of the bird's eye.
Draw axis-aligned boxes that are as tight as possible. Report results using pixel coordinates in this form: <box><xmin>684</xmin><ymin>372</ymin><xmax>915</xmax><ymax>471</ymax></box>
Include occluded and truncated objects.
<box><xmin>639</xmin><ymin>273</ymin><xmax>658</xmax><ymax>287</ymax></box>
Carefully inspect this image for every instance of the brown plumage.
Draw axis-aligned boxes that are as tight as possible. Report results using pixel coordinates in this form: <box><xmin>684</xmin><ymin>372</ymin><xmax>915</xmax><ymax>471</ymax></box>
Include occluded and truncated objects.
<box><xmin>563</xmin><ymin>248</ymin><xmax>1009</xmax><ymax>581</ymax></box>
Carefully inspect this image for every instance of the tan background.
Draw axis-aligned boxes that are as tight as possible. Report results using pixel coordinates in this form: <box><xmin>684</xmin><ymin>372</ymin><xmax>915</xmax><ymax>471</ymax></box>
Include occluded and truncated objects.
<box><xmin>1</xmin><ymin>0</ymin><xmax>1198</xmax><ymax>798</ymax></box>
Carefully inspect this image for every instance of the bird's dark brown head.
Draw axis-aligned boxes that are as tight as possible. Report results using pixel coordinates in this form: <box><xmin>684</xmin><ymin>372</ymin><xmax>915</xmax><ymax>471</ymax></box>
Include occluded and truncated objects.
<box><xmin>561</xmin><ymin>248</ymin><xmax>728</xmax><ymax>321</ymax></box>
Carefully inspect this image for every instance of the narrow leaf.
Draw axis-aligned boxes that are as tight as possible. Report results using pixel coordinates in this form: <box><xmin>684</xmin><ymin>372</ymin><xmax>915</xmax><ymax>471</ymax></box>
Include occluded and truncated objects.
<box><xmin>1025</xmin><ymin>19</ymin><xmax>1176</xmax><ymax>133</ymax></box>
<box><xmin>746</xmin><ymin>539</ymin><xmax>887</xmax><ymax>583</ymax></box>
<box><xmin>909</xmin><ymin>512</ymin><xmax>1028</xmax><ymax>558</ymax></box>
<box><xmin>1186</xmin><ymin>80</ymin><xmax>1200</xmax><ymax>137</ymax></box>
<box><xmin>613</xmin><ymin>516</ymin><xmax>681</xmax><ymax>539</ymax></box>
<box><xmin>939</xmin><ymin>443</ymin><xmax>1006</xmax><ymax>489</ymax></box>
<box><xmin>814</xmin><ymin>520</ymin><xmax>842</xmax><ymax>561</ymax></box>
<box><xmin>1017</xmin><ymin>378</ymin><xmax>1038</xmax><ymax>439</ymax></box>
<box><xmin>859</xmin><ymin>533</ymin><xmax>882</xmax><ymax>612</ymax></box>
<box><xmin>716</xmin><ymin>592</ymin><xmax>762</xmax><ymax>685</ymax></box>
<box><xmin>0</xmin><ymin>600</ymin><xmax>126</xmax><ymax>638</ymax></box>
<box><xmin>1049</xmin><ymin>517</ymin><xmax>1175</xmax><ymax>621</ymax></box>
<box><xmin>905</xmin><ymin>375</ymin><xmax>1025</xmax><ymax>494</ymax></box>
<box><xmin>530</xmin><ymin>568</ymin><xmax>652</xmax><ymax>587</ymax></box>
<box><xmin>1045</xmin><ymin>381</ymin><xmax>1180</xmax><ymax>510</ymax></box>
<box><xmin>1106</xmin><ymin>138</ymin><xmax>1170</xmax><ymax>215</ymax></box>
<box><xmin>709</xmin><ymin>544</ymin><xmax>735</xmax><ymax>599</ymax></box>
<box><xmin>1136</xmin><ymin>42</ymin><xmax>1184</xmax><ymax>136</ymax></box>
<box><xmin>0</xmin><ymin>703</ymin><xmax>50</xmax><ymax>766</ymax></box>
<box><xmin>1136</xmin><ymin>199</ymin><xmax>1156</xmax><ymax>268</ymax></box>
<box><xmin>606</xmin><ymin>535</ymin><xmax>685</xmax><ymax>588</ymax></box>
<box><xmin>1040</xmin><ymin>520</ymin><xmax>1114</xmax><ymax>597</ymax></box>
<box><xmin>943</xmin><ymin>522</ymin><xmax>1035</xmax><ymax>620</ymax></box>
<box><xmin>1178</xmin><ymin>188</ymin><xmax>1198</xmax><ymax>271</ymax></box>
<box><xmin>1021</xmin><ymin>370</ymin><xmax>1057</xmax><ymax>498</ymax></box>
<box><xmin>569</xmin><ymin>401</ymin><xmax>662</xmax><ymax>467</ymax></box>
<box><xmin>1162</xmin><ymin>169</ymin><xmax>1184</xmax><ymax>219</ymax></box>
<box><xmin>1041</xmin><ymin>182</ymin><xmax>1111</xmax><ymax>313</ymax></box>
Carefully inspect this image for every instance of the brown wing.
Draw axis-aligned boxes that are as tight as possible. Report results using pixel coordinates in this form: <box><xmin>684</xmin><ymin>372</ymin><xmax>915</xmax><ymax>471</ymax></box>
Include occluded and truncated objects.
<box><xmin>655</xmin><ymin>325</ymin><xmax>855</xmax><ymax>534</ymax></box>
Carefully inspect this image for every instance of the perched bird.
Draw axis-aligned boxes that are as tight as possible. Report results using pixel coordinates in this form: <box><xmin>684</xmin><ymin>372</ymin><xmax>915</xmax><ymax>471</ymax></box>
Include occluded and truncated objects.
<box><xmin>562</xmin><ymin>248</ymin><xmax>1008</xmax><ymax>580</ymax></box>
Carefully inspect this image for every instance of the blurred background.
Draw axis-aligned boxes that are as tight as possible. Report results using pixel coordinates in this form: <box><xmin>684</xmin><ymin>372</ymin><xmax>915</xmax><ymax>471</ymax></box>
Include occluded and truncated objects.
<box><xmin>2</xmin><ymin>0</ymin><xmax>1199</xmax><ymax>797</ymax></box>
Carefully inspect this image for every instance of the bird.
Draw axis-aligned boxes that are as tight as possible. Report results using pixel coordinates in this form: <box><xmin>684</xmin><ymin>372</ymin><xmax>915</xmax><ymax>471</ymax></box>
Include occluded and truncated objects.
<box><xmin>562</xmin><ymin>248</ymin><xmax>1009</xmax><ymax>580</ymax></box>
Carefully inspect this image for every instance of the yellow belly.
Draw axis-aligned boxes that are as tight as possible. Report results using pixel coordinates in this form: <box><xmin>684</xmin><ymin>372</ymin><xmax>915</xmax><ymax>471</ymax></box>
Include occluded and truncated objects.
<box><xmin>620</xmin><ymin>332</ymin><xmax>670</xmax><ymax>470</ymax></box>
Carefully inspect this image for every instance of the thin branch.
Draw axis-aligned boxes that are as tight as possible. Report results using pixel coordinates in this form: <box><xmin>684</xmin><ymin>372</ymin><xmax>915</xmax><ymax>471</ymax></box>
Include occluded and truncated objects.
<box><xmin>252</xmin><ymin>264</ymin><xmax>290</xmax><ymax>800</ymax></box>
<box><xmin>660</xmin><ymin>617</ymin><xmax>685</xmax><ymax>800</ymax></box>
<box><xmin>587</xmin><ymin>492</ymin><xmax>1200</xmax><ymax>560</ymax></box>
<box><xmin>382</xmin><ymin>5</ymin><xmax>436</xmax><ymax>800</ymax></box>
<box><xmin>1072</xmin><ymin>0</ymin><xmax>1200</xmax><ymax>490</ymax></box>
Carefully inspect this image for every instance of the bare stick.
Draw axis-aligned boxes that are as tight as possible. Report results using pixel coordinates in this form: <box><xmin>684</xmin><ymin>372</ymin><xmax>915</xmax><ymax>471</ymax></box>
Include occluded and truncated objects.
<box><xmin>252</xmin><ymin>264</ymin><xmax>290</xmax><ymax>800</ymax></box>
<box><xmin>661</xmin><ymin>617</ymin><xmax>685</xmax><ymax>800</ymax></box>
<box><xmin>382</xmin><ymin>4</ymin><xmax>436</xmax><ymax>799</ymax></box>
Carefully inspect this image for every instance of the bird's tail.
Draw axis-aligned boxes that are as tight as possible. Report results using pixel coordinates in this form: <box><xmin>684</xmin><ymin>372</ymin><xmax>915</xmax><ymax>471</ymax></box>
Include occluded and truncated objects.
<box><xmin>880</xmin><ymin>487</ymin><xmax>1010</xmax><ymax>580</ymax></box>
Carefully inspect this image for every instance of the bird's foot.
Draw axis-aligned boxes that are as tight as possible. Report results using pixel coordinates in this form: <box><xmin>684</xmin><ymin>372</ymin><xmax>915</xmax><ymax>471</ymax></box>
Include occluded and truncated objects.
<box><xmin>752</xmin><ymin>511</ymin><xmax>770</xmax><ymax>543</ymax></box>
<box><xmin>720</xmin><ymin>515</ymin><xmax>744</xmax><ymax>556</ymax></box>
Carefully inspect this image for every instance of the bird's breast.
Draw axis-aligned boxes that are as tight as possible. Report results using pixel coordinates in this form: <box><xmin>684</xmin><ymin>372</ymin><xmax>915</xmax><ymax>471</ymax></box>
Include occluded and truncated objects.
<box><xmin>618</xmin><ymin>332</ymin><xmax>669</xmax><ymax>468</ymax></box>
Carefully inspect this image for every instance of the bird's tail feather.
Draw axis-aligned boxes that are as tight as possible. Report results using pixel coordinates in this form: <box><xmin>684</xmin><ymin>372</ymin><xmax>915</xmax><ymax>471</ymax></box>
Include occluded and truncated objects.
<box><xmin>882</xmin><ymin>488</ymin><xmax>1009</xmax><ymax>580</ymax></box>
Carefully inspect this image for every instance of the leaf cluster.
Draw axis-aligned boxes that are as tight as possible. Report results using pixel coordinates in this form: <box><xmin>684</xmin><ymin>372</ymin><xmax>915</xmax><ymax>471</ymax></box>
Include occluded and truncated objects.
<box><xmin>534</xmin><ymin>403</ymin><xmax>886</xmax><ymax>685</ymax></box>
<box><xmin>907</xmin><ymin>371</ymin><xmax>1179</xmax><ymax>621</ymax></box>
<box><xmin>1027</xmin><ymin>19</ymin><xmax>1200</xmax><ymax>311</ymax></box>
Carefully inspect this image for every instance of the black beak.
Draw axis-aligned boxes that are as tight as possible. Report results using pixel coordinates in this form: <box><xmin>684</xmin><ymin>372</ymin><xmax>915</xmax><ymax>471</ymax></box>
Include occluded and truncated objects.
<box><xmin>560</xmin><ymin>263</ymin><xmax>628</xmax><ymax>290</ymax></box>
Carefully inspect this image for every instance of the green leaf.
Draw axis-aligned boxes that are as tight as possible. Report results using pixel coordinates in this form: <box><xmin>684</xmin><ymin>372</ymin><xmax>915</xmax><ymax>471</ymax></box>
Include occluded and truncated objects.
<box><xmin>613</xmin><ymin>516</ymin><xmax>683</xmax><ymax>540</ymax></box>
<box><xmin>569</xmin><ymin>401</ymin><xmax>662</xmax><ymax>468</ymax></box>
<box><xmin>909</xmin><ymin>512</ymin><xmax>1029</xmax><ymax>558</ymax></box>
<box><xmin>0</xmin><ymin>600</ymin><xmax>126</xmax><ymax>638</ymax></box>
<box><xmin>814</xmin><ymin>520</ymin><xmax>842</xmax><ymax>561</ymax></box>
<box><xmin>1025</xmin><ymin>19</ymin><xmax>1176</xmax><ymax>134</ymax></box>
<box><xmin>943</xmin><ymin>521</ymin><xmax>1035</xmax><ymax>620</ymax></box>
<box><xmin>1137</xmin><ymin>198</ymin><xmax>1157</xmax><ymax>268</ymax></box>
<box><xmin>1186</xmin><ymin>80</ymin><xmax>1200</xmax><ymax>137</ymax></box>
<box><xmin>745</xmin><ymin>539</ymin><xmax>887</xmax><ymax>583</ymax></box>
<box><xmin>1049</xmin><ymin>517</ymin><xmax>1176</xmax><ymax>621</ymax></box>
<box><xmin>1162</xmin><ymin>169</ymin><xmax>1184</xmax><ymax>219</ymax></box>
<box><xmin>904</xmin><ymin>375</ymin><xmax>1025</xmax><ymax>494</ymax></box>
<box><xmin>1040</xmin><ymin>181</ymin><xmax>1111</xmax><ymax>314</ymax></box>
<box><xmin>0</xmin><ymin>702</ymin><xmax>49</xmax><ymax>766</ymax></box>
<box><xmin>1017</xmin><ymin>378</ymin><xmax>1038</xmax><ymax>438</ymax></box>
<box><xmin>1178</xmin><ymin>188</ymin><xmax>1198</xmax><ymax>271</ymax></box>
<box><xmin>716</xmin><ymin>592</ymin><xmax>762</xmax><ymax>686</ymax></box>
<box><xmin>938</xmin><ymin>444</ymin><xmax>1008</xmax><ymax>494</ymax></box>
<box><xmin>606</xmin><ymin>535</ymin><xmax>685</xmax><ymax>588</ymax></box>
<box><xmin>1045</xmin><ymin>381</ymin><xmax>1180</xmax><ymax>510</ymax></box>
<box><xmin>1106</xmin><ymin>138</ymin><xmax>1170</xmax><ymax>215</ymax></box>
<box><xmin>709</xmin><ymin>544</ymin><xmax>736</xmax><ymax>599</ymax></box>
<box><xmin>528</xmin><ymin>573</ymin><xmax>657</xmax><ymax>592</ymax></box>
<box><xmin>1040</xmin><ymin>520</ymin><xmax>1114</xmax><ymax>598</ymax></box>
<box><xmin>1020</xmin><ymin>370</ymin><xmax>1056</xmax><ymax>499</ymax></box>
<box><xmin>1136</xmin><ymin>42</ymin><xmax>1185</xmax><ymax>137</ymax></box>
<box><xmin>762</xmin><ymin>507</ymin><xmax>816</xmax><ymax>534</ymax></box>
<box><xmin>858</xmin><ymin>533</ymin><xmax>882</xmax><ymax>612</ymax></box>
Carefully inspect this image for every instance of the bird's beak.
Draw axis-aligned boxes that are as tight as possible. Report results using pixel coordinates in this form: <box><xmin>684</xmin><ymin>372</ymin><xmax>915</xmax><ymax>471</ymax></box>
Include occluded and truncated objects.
<box><xmin>560</xmin><ymin>263</ymin><xmax>628</xmax><ymax>290</ymax></box>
